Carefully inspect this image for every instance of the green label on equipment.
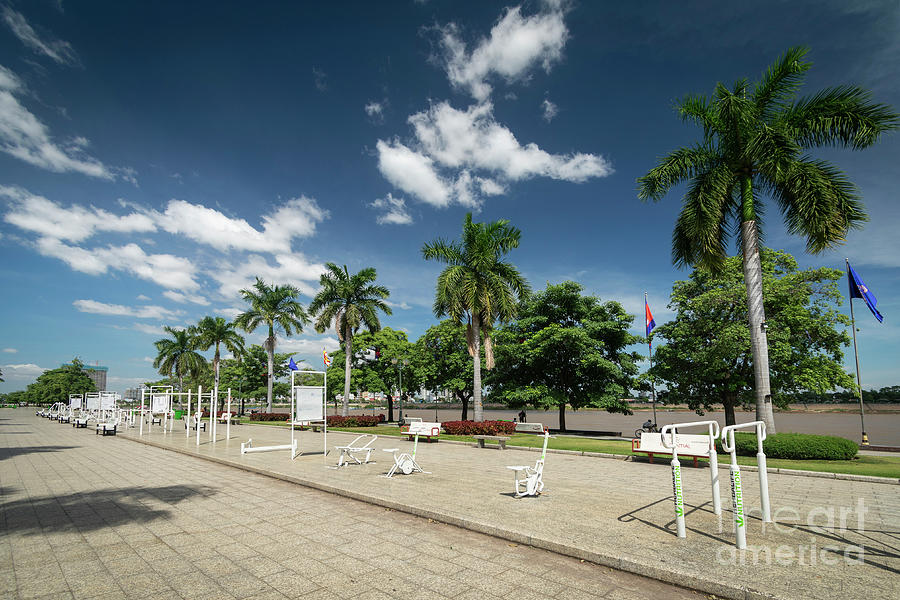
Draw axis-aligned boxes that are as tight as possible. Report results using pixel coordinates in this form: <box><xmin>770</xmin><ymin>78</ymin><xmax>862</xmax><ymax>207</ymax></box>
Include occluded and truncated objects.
<box><xmin>731</xmin><ymin>470</ymin><xmax>744</xmax><ymax>528</ymax></box>
<box><xmin>672</xmin><ymin>465</ymin><xmax>684</xmax><ymax>517</ymax></box>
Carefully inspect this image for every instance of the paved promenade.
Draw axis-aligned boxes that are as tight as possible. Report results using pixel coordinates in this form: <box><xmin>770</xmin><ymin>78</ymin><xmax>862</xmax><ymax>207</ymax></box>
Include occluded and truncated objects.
<box><xmin>1</xmin><ymin>410</ymin><xmax>702</xmax><ymax>600</ymax></box>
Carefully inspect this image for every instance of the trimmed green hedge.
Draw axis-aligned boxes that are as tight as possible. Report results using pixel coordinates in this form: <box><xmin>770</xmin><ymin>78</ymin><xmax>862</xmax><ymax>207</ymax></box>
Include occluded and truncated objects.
<box><xmin>326</xmin><ymin>415</ymin><xmax>380</xmax><ymax>427</ymax></box>
<box><xmin>727</xmin><ymin>432</ymin><xmax>858</xmax><ymax>460</ymax></box>
<box><xmin>442</xmin><ymin>420</ymin><xmax>517</xmax><ymax>436</ymax></box>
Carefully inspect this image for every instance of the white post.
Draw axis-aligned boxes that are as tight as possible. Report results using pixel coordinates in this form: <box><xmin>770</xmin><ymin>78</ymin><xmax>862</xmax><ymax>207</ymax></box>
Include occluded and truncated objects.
<box><xmin>139</xmin><ymin>389</ymin><xmax>145</xmax><ymax>435</ymax></box>
<box><xmin>208</xmin><ymin>387</ymin><xmax>214</xmax><ymax>441</ymax></box>
<box><xmin>661</xmin><ymin>426</ymin><xmax>686</xmax><ymax>538</ymax></box>
<box><xmin>755</xmin><ymin>423</ymin><xmax>772</xmax><ymax>523</ymax></box>
<box><xmin>290</xmin><ymin>376</ymin><xmax>296</xmax><ymax>459</ymax></box>
<box><xmin>725</xmin><ymin>429</ymin><xmax>747</xmax><ymax>549</ymax></box>
<box><xmin>186</xmin><ymin>390</ymin><xmax>192</xmax><ymax>439</ymax></box>
<box><xmin>226</xmin><ymin>388</ymin><xmax>232</xmax><ymax>440</ymax></box>
<box><xmin>197</xmin><ymin>386</ymin><xmax>203</xmax><ymax>446</ymax></box>
<box><xmin>707</xmin><ymin>422</ymin><xmax>722</xmax><ymax>516</ymax></box>
<box><xmin>660</xmin><ymin>420</ymin><xmax>720</xmax><ymax>538</ymax></box>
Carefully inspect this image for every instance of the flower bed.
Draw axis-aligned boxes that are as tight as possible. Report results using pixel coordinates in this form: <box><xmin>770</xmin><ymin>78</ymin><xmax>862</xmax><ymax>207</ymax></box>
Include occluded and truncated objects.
<box><xmin>441</xmin><ymin>420</ymin><xmax>517</xmax><ymax>436</ymax></box>
<box><xmin>248</xmin><ymin>412</ymin><xmax>290</xmax><ymax>422</ymax></box>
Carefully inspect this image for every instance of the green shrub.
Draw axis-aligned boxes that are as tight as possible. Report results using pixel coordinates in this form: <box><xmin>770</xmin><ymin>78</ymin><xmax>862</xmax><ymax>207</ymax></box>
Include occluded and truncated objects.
<box><xmin>442</xmin><ymin>420</ymin><xmax>517</xmax><ymax>436</ymax></box>
<box><xmin>724</xmin><ymin>432</ymin><xmax>858</xmax><ymax>460</ymax></box>
<box><xmin>326</xmin><ymin>415</ymin><xmax>380</xmax><ymax>427</ymax></box>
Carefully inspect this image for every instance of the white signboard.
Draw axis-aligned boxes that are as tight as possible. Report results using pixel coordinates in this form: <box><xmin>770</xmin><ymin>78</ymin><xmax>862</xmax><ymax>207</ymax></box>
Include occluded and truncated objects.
<box><xmin>293</xmin><ymin>387</ymin><xmax>324</xmax><ymax>421</ymax></box>
<box><xmin>151</xmin><ymin>394</ymin><xmax>170</xmax><ymax>413</ymax></box>
<box><xmin>85</xmin><ymin>393</ymin><xmax>100</xmax><ymax>411</ymax></box>
<box><xmin>69</xmin><ymin>396</ymin><xmax>82</xmax><ymax>409</ymax></box>
<box><xmin>99</xmin><ymin>392</ymin><xmax>117</xmax><ymax>411</ymax></box>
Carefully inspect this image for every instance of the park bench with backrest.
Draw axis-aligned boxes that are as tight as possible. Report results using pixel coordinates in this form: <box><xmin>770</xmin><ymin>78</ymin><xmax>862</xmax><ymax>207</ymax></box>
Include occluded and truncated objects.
<box><xmin>400</xmin><ymin>418</ymin><xmax>438</xmax><ymax>442</ymax></box>
<box><xmin>631</xmin><ymin>432</ymin><xmax>711</xmax><ymax>467</ymax></box>
<box><xmin>472</xmin><ymin>435</ymin><xmax>511</xmax><ymax>449</ymax></box>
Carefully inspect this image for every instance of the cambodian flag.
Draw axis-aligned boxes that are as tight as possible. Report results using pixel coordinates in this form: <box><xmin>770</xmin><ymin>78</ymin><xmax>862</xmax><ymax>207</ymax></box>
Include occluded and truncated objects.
<box><xmin>645</xmin><ymin>299</ymin><xmax>656</xmax><ymax>341</ymax></box>
<box><xmin>288</xmin><ymin>357</ymin><xmax>299</xmax><ymax>371</ymax></box>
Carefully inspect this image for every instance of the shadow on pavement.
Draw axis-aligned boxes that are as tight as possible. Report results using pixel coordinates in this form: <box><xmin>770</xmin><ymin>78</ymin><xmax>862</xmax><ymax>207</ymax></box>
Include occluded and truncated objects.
<box><xmin>0</xmin><ymin>445</ymin><xmax>79</xmax><ymax>460</ymax></box>
<box><xmin>1</xmin><ymin>484</ymin><xmax>220</xmax><ymax>533</ymax></box>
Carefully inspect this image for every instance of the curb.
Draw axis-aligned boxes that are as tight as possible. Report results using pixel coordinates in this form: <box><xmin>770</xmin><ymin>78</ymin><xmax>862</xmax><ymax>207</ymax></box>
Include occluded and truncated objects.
<box><xmin>120</xmin><ymin>432</ymin><xmax>775</xmax><ymax>600</ymax></box>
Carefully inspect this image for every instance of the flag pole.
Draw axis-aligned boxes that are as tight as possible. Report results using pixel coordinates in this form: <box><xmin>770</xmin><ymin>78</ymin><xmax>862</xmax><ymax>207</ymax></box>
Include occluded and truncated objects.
<box><xmin>646</xmin><ymin>292</ymin><xmax>658</xmax><ymax>426</ymax></box>
<box><xmin>846</xmin><ymin>259</ymin><xmax>869</xmax><ymax>446</ymax></box>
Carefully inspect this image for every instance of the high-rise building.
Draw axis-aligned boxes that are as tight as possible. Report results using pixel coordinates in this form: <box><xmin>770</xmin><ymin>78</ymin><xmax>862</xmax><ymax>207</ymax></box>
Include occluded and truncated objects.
<box><xmin>62</xmin><ymin>363</ymin><xmax>108</xmax><ymax>390</ymax></box>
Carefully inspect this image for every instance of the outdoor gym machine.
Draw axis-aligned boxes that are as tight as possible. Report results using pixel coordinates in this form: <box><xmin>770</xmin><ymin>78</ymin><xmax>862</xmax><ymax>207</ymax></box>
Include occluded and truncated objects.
<box><xmin>721</xmin><ymin>420</ymin><xmax>772</xmax><ymax>549</ymax></box>
<box><xmin>659</xmin><ymin>420</ymin><xmax>721</xmax><ymax>538</ymax></box>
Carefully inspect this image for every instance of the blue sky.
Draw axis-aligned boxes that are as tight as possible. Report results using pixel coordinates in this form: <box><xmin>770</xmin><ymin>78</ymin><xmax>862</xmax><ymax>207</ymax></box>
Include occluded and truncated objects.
<box><xmin>1</xmin><ymin>0</ymin><xmax>898</xmax><ymax>394</ymax></box>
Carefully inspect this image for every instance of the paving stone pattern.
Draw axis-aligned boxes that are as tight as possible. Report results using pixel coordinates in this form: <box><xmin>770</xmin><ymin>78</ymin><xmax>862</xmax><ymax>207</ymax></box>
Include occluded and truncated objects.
<box><xmin>121</xmin><ymin>416</ymin><xmax>899</xmax><ymax>600</ymax></box>
<box><xmin>0</xmin><ymin>410</ymin><xmax>703</xmax><ymax>600</ymax></box>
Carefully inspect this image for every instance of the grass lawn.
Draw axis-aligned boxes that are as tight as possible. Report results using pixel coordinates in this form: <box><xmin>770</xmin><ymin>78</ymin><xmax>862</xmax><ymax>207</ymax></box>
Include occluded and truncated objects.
<box><xmin>245</xmin><ymin>421</ymin><xmax>900</xmax><ymax>479</ymax></box>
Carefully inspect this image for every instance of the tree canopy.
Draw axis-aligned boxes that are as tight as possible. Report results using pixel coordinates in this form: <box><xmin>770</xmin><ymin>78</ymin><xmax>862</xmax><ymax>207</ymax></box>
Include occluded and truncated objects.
<box><xmin>651</xmin><ymin>249</ymin><xmax>855</xmax><ymax>425</ymax></box>
<box><xmin>490</xmin><ymin>281</ymin><xmax>640</xmax><ymax>431</ymax></box>
<box><xmin>21</xmin><ymin>358</ymin><xmax>95</xmax><ymax>406</ymax></box>
<box><xmin>415</xmin><ymin>320</ymin><xmax>477</xmax><ymax>420</ymax></box>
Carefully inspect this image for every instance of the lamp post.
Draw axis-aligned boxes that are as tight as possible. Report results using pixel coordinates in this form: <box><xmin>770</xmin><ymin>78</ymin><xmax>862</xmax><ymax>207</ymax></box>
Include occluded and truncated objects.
<box><xmin>391</xmin><ymin>357</ymin><xmax>409</xmax><ymax>424</ymax></box>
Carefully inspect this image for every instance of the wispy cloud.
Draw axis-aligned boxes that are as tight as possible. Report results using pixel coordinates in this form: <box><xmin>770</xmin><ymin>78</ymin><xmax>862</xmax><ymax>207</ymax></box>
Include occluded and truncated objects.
<box><xmin>1</xmin><ymin>363</ymin><xmax>46</xmax><ymax>378</ymax></box>
<box><xmin>365</xmin><ymin>101</ymin><xmax>385</xmax><ymax>123</ymax></box>
<box><xmin>162</xmin><ymin>290</ymin><xmax>210</xmax><ymax>306</ymax></box>
<box><xmin>370</xmin><ymin>193</ymin><xmax>413</xmax><ymax>225</ymax></box>
<box><xmin>2</xmin><ymin>7</ymin><xmax>79</xmax><ymax>66</ymax></box>
<box><xmin>312</xmin><ymin>67</ymin><xmax>328</xmax><ymax>92</ymax></box>
<box><xmin>133</xmin><ymin>323</ymin><xmax>167</xmax><ymax>336</ymax></box>
<box><xmin>0</xmin><ymin>65</ymin><xmax>123</xmax><ymax>179</ymax></box>
<box><xmin>73</xmin><ymin>299</ymin><xmax>183</xmax><ymax>320</ymax></box>
<box><xmin>2</xmin><ymin>348</ymin><xmax>18</xmax><ymax>353</ymax></box>
<box><xmin>541</xmin><ymin>98</ymin><xmax>558</xmax><ymax>122</ymax></box>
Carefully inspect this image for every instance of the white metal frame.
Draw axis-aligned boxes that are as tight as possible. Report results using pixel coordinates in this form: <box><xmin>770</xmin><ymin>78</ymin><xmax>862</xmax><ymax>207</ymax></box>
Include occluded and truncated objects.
<box><xmin>334</xmin><ymin>434</ymin><xmax>378</xmax><ymax>467</ymax></box>
<box><xmin>721</xmin><ymin>421</ymin><xmax>772</xmax><ymax>549</ymax></box>
<box><xmin>241</xmin><ymin>370</ymin><xmax>327</xmax><ymax>460</ymax></box>
<box><xmin>383</xmin><ymin>421</ymin><xmax>439</xmax><ymax>477</ymax></box>
<box><xmin>659</xmin><ymin>420</ymin><xmax>722</xmax><ymax>538</ymax></box>
<box><xmin>506</xmin><ymin>425</ymin><xmax>552</xmax><ymax>497</ymax></box>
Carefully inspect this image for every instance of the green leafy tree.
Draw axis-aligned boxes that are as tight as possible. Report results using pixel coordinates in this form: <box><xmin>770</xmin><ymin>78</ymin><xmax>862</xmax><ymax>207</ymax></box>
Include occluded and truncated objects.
<box><xmin>637</xmin><ymin>46</ymin><xmax>898</xmax><ymax>433</ymax></box>
<box><xmin>490</xmin><ymin>282</ymin><xmax>640</xmax><ymax>431</ymax></box>
<box><xmin>415</xmin><ymin>320</ymin><xmax>477</xmax><ymax>420</ymax></box>
<box><xmin>651</xmin><ymin>249</ymin><xmax>855</xmax><ymax>425</ymax></box>
<box><xmin>356</xmin><ymin>327</ymin><xmax>418</xmax><ymax>421</ymax></box>
<box><xmin>25</xmin><ymin>358</ymin><xmax>95</xmax><ymax>406</ymax></box>
<box><xmin>235</xmin><ymin>278</ymin><xmax>310</xmax><ymax>412</ymax></box>
<box><xmin>221</xmin><ymin>345</ymin><xmax>294</xmax><ymax>403</ymax></box>
<box><xmin>153</xmin><ymin>327</ymin><xmax>207</xmax><ymax>392</ymax></box>
<box><xmin>191</xmin><ymin>316</ymin><xmax>246</xmax><ymax>401</ymax></box>
<box><xmin>422</xmin><ymin>212</ymin><xmax>530</xmax><ymax>422</ymax></box>
<box><xmin>309</xmin><ymin>263</ymin><xmax>392</xmax><ymax>417</ymax></box>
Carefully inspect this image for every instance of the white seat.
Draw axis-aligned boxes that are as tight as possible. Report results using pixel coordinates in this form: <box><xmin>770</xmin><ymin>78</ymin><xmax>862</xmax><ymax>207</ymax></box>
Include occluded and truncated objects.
<box><xmin>506</xmin><ymin>427</ymin><xmax>552</xmax><ymax>497</ymax></box>
<box><xmin>335</xmin><ymin>434</ymin><xmax>378</xmax><ymax>467</ymax></box>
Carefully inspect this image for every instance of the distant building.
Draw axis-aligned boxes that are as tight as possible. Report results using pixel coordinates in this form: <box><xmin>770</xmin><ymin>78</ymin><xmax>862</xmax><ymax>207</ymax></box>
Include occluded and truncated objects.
<box><xmin>63</xmin><ymin>363</ymin><xmax>108</xmax><ymax>390</ymax></box>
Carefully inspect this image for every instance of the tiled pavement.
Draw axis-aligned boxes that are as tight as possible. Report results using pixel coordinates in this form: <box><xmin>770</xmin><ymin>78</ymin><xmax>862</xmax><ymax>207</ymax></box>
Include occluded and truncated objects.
<box><xmin>117</xmin><ymin>415</ymin><xmax>899</xmax><ymax>600</ymax></box>
<box><xmin>0</xmin><ymin>410</ymin><xmax>704</xmax><ymax>600</ymax></box>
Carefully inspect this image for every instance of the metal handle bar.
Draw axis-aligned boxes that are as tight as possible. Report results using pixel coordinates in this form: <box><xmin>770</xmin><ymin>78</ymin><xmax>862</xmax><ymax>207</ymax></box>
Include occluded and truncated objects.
<box><xmin>721</xmin><ymin>421</ymin><xmax>766</xmax><ymax>453</ymax></box>
<box><xmin>659</xmin><ymin>420</ymin><xmax>721</xmax><ymax>450</ymax></box>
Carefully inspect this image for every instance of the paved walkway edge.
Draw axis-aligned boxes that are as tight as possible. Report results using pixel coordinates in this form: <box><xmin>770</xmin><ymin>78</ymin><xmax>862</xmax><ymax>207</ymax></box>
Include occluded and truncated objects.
<box><xmin>120</xmin><ymin>433</ymin><xmax>773</xmax><ymax>600</ymax></box>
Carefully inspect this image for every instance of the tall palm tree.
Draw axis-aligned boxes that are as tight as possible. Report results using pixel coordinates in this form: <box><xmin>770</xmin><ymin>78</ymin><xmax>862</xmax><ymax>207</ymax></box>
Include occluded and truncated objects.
<box><xmin>308</xmin><ymin>264</ymin><xmax>392</xmax><ymax>417</ymax></box>
<box><xmin>422</xmin><ymin>213</ymin><xmax>530</xmax><ymax>422</ymax></box>
<box><xmin>234</xmin><ymin>278</ymin><xmax>309</xmax><ymax>412</ymax></box>
<box><xmin>638</xmin><ymin>46</ymin><xmax>897</xmax><ymax>433</ymax></box>
<box><xmin>191</xmin><ymin>316</ymin><xmax>246</xmax><ymax>403</ymax></box>
<box><xmin>153</xmin><ymin>326</ymin><xmax>207</xmax><ymax>392</ymax></box>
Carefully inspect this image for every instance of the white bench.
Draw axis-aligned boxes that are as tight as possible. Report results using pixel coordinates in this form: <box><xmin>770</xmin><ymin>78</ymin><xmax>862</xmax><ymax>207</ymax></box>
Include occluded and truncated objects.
<box><xmin>506</xmin><ymin>426</ymin><xmax>552</xmax><ymax>497</ymax></box>
<box><xmin>400</xmin><ymin>419</ymin><xmax>439</xmax><ymax>442</ymax></box>
<box><xmin>73</xmin><ymin>416</ymin><xmax>90</xmax><ymax>428</ymax></box>
<box><xmin>631</xmin><ymin>433</ymin><xmax>712</xmax><ymax>467</ymax></box>
<box><xmin>184</xmin><ymin>415</ymin><xmax>207</xmax><ymax>431</ymax></box>
<box><xmin>96</xmin><ymin>420</ymin><xmax>117</xmax><ymax>436</ymax></box>
<box><xmin>335</xmin><ymin>434</ymin><xmax>378</xmax><ymax>467</ymax></box>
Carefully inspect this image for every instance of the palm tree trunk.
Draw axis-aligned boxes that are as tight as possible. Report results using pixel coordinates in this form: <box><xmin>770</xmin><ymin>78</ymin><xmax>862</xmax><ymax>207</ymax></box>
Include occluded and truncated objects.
<box><xmin>558</xmin><ymin>402</ymin><xmax>566</xmax><ymax>432</ymax></box>
<box><xmin>266</xmin><ymin>328</ymin><xmax>274</xmax><ymax>413</ymax></box>
<box><xmin>459</xmin><ymin>391</ymin><xmax>469</xmax><ymax>421</ymax></box>
<box><xmin>342</xmin><ymin>323</ymin><xmax>352</xmax><ymax>417</ymax></box>
<box><xmin>740</xmin><ymin>182</ymin><xmax>777</xmax><ymax>434</ymax></box>
<box><xmin>472</xmin><ymin>314</ymin><xmax>483</xmax><ymax>422</ymax></box>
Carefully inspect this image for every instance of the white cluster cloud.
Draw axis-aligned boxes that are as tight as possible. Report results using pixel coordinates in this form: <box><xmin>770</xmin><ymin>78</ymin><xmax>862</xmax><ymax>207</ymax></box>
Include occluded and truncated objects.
<box><xmin>2</xmin><ymin>7</ymin><xmax>78</xmax><ymax>66</ymax></box>
<box><xmin>133</xmin><ymin>323</ymin><xmax>167</xmax><ymax>336</ymax></box>
<box><xmin>2</xmin><ymin>187</ymin><xmax>329</xmax><ymax>293</ymax></box>
<box><xmin>374</xmin><ymin>2</ymin><xmax>609</xmax><ymax>212</ymax></box>
<box><xmin>277</xmin><ymin>335</ymin><xmax>340</xmax><ymax>356</ymax></box>
<box><xmin>370</xmin><ymin>193</ymin><xmax>413</xmax><ymax>225</ymax></box>
<box><xmin>73</xmin><ymin>299</ymin><xmax>183</xmax><ymax>320</ymax></box>
<box><xmin>376</xmin><ymin>101</ymin><xmax>609</xmax><ymax>207</ymax></box>
<box><xmin>438</xmin><ymin>4</ymin><xmax>568</xmax><ymax>101</ymax></box>
<box><xmin>1</xmin><ymin>363</ymin><xmax>46</xmax><ymax>378</ymax></box>
<box><xmin>2</xmin><ymin>348</ymin><xmax>17</xmax><ymax>353</ymax></box>
<box><xmin>0</xmin><ymin>65</ymin><xmax>121</xmax><ymax>179</ymax></box>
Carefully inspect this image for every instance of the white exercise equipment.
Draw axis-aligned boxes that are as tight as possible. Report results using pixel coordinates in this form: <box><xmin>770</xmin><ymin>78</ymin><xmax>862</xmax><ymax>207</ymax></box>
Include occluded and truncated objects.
<box><xmin>659</xmin><ymin>420</ymin><xmax>722</xmax><ymax>539</ymax></box>
<box><xmin>241</xmin><ymin>370</ymin><xmax>327</xmax><ymax>460</ymax></box>
<box><xmin>721</xmin><ymin>420</ymin><xmax>772</xmax><ymax>549</ymax></box>
<box><xmin>383</xmin><ymin>421</ymin><xmax>439</xmax><ymax>477</ymax></box>
<box><xmin>334</xmin><ymin>434</ymin><xmax>378</xmax><ymax>467</ymax></box>
<box><xmin>506</xmin><ymin>425</ymin><xmax>552</xmax><ymax>497</ymax></box>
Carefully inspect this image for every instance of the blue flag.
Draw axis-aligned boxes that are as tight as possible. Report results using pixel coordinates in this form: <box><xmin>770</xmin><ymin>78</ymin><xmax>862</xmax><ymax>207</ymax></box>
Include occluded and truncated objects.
<box><xmin>847</xmin><ymin>261</ymin><xmax>883</xmax><ymax>323</ymax></box>
<box><xmin>288</xmin><ymin>357</ymin><xmax>299</xmax><ymax>371</ymax></box>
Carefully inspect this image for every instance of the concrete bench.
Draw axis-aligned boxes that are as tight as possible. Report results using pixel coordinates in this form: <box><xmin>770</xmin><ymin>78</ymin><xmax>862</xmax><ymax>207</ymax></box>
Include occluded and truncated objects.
<box><xmin>473</xmin><ymin>435</ymin><xmax>511</xmax><ymax>450</ymax></box>
<box><xmin>631</xmin><ymin>432</ymin><xmax>711</xmax><ymax>467</ymax></box>
<box><xmin>515</xmin><ymin>422</ymin><xmax>546</xmax><ymax>434</ymax></box>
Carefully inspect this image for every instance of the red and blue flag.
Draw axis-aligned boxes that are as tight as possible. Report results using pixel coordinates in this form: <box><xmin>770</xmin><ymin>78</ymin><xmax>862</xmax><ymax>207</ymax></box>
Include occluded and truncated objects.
<box><xmin>645</xmin><ymin>299</ymin><xmax>656</xmax><ymax>342</ymax></box>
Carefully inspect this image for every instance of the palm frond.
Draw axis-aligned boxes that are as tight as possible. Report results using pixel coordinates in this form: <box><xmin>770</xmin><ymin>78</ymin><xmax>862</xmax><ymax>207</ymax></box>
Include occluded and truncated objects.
<box><xmin>753</xmin><ymin>46</ymin><xmax>810</xmax><ymax>116</ymax></box>
<box><xmin>637</xmin><ymin>144</ymin><xmax>719</xmax><ymax>201</ymax></box>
